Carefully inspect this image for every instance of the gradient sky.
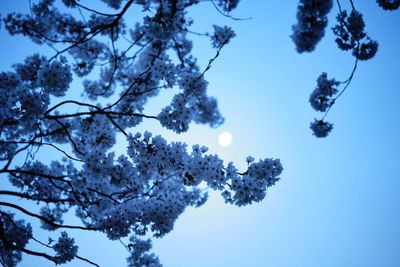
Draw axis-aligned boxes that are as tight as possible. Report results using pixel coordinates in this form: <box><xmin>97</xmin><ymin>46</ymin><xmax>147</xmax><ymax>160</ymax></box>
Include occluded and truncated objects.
<box><xmin>1</xmin><ymin>1</ymin><xmax>400</xmax><ymax>267</ymax></box>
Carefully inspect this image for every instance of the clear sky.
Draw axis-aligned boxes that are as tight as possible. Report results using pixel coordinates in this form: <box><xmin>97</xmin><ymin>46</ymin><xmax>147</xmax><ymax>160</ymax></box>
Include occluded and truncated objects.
<box><xmin>1</xmin><ymin>1</ymin><xmax>400</xmax><ymax>267</ymax></box>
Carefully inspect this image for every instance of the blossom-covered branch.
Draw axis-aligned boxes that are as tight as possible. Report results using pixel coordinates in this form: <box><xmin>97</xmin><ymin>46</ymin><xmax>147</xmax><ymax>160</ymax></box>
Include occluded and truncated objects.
<box><xmin>291</xmin><ymin>0</ymin><xmax>394</xmax><ymax>137</ymax></box>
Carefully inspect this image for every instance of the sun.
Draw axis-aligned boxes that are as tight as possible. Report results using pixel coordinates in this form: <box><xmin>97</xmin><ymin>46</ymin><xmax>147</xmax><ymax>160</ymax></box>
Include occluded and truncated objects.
<box><xmin>218</xmin><ymin>131</ymin><xmax>233</xmax><ymax>147</ymax></box>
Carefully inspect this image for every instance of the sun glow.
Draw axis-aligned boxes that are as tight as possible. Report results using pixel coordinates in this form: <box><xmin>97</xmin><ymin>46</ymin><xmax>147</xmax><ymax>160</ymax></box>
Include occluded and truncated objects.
<box><xmin>218</xmin><ymin>131</ymin><xmax>233</xmax><ymax>147</ymax></box>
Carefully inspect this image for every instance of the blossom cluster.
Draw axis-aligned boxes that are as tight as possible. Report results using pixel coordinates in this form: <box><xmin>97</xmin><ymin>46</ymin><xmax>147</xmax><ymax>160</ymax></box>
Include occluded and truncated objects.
<box><xmin>126</xmin><ymin>236</ymin><xmax>161</xmax><ymax>267</ymax></box>
<box><xmin>309</xmin><ymin>72</ymin><xmax>339</xmax><ymax>112</ymax></box>
<box><xmin>310</xmin><ymin>119</ymin><xmax>334</xmax><ymax>138</ymax></box>
<box><xmin>333</xmin><ymin>10</ymin><xmax>379</xmax><ymax>60</ymax></box>
<box><xmin>0</xmin><ymin>213</ymin><xmax>32</xmax><ymax>267</ymax></box>
<box><xmin>291</xmin><ymin>0</ymin><xmax>333</xmax><ymax>52</ymax></box>
<box><xmin>37</xmin><ymin>58</ymin><xmax>73</xmax><ymax>97</ymax></box>
<box><xmin>376</xmin><ymin>0</ymin><xmax>400</xmax><ymax>10</ymax></box>
<box><xmin>158</xmin><ymin>70</ymin><xmax>224</xmax><ymax>133</ymax></box>
<box><xmin>53</xmin><ymin>232</ymin><xmax>78</xmax><ymax>264</ymax></box>
<box><xmin>211</xmin><ymin>25</ymin><xmax>236</xmax><ymax>48</ymax></box>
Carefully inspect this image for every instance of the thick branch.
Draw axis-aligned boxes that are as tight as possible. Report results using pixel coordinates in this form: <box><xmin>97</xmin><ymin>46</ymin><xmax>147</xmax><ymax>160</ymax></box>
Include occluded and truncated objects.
<box><xmin>0</xmin><ymin>190</ymin><xmax>72</xmax><ymax>204</ymax></box>
<box><xmin>0</xmin><ymin>201</ymin><xmax>97</xmax><ymax>231</ymax></box>
<box><xmin>46</xmin><ymin>110</ymin><xmax>157</xmax><ymax>120</ymax></box>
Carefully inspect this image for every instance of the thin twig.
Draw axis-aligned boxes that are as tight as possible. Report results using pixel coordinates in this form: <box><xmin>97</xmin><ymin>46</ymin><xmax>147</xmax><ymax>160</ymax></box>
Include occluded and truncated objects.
<box><xmin>322</xmin><ymin>58</ymin><xmax>358</xmax><ymax>120</ymax></box>
<box><xmin>209</xmin><ymin>0</ymin><xmax>252</xmax><ymax>20</ymax></box>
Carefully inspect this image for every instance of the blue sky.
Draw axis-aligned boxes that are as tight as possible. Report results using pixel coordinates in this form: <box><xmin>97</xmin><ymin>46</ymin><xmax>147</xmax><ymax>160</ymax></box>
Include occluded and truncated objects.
<box><xmin>1</xmin><ymin>1</ymin><xmax>400</xmax><ymax>267</ymax></box>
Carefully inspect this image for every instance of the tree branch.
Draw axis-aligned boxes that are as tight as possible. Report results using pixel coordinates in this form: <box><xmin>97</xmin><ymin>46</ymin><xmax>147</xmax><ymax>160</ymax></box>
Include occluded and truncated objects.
<box><xmin>0</xmin><ymin>190</ymin><xmax>72</xmax><ymax>204</ymax></box>
<box><xmin>0</xmin><ymin>201</ymin><xmax>97</xmax><ymax>231</ymax></box>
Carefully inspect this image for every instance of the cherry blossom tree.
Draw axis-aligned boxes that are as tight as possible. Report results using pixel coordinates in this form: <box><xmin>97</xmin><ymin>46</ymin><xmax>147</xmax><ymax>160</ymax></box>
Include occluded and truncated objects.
<box><xmin>0</xmin><ymin>0</ymin><xmax>283</xmax><ymax>266</ymax></box>
<box><xmin>0</xmin><ymin>0</ymin><xmax>398</xmax><ymax>266</ymax></box>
